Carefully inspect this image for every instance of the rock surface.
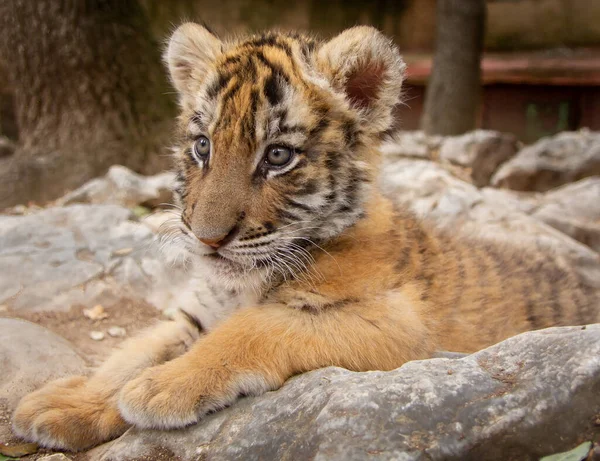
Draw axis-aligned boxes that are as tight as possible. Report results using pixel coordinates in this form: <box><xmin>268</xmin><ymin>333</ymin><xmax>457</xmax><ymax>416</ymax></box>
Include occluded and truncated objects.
<box><xmin>0</xmin><ymin>319</ymin><xmax>88</xmax><ymax>409</ymax></box>
<box><xmin>381</xmin><ymin>130</ymin><xmax>443</xmax><ymax>160</ymax></box>
<box><xmin>0</xmin><ymin>319</ymin><xmax>88</xmax><ymax>447</ymax></box>
<box><xmin>438</xmin><ymin>130</ymin><xmax>518</xmax><ymax>187</ymax></box>
<box><xmin>88</xmin><ymin>325</ymin><xmax>600</xmax><ymax>461</ymax></box>
<box><xmin>382</xmin><ymin>130</ymin><xmax>519</xmax><ymax>186</ymax></box>
<box><xmin>482</xmin><ymin>177</ymin><xmax>600</xmax><ymax>253</ymax></box>
<box><xmin>491</xmin><ymin>130</ymin><xmax>600</xmax><ymax>192</ymax></box>
<box><xmin>0</xmin><ymin>204</ymin><xmax>190</xmax><ymax>313</ymax></box>
<box><xmin>380</xmin><ymin>158</ymin><xmax>600</xmax><ymax>270</ymax></box>
<box><xmin>56</xmin><ymin>165</ymin><xmax>175</xmax><ymax>208</ymax></box>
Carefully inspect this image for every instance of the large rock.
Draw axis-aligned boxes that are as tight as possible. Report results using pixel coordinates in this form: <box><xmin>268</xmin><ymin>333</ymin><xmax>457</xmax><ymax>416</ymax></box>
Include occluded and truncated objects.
<box><xmin>482</xmin><ymin>177</ymin><xmax>600</xmax><ymax>254</ymax></box>
<box><xmin>381</xmin><ymin>130</ymin><xmax>519</xmax><ymax>187</ymax></box>
<box><xmin>491</xmin><ymin>130</ymin><xmax>600</xmax><ymax>192</ymax></box>
<box><xmin>89</xmin><ymin>325</ymin><xmax>600</xmax><ymax>461</ymax></box>
<box><xmin>380</xmin><ymin>158</ymin><xmax>599</xmax><ymax>262</ymax></box>
<box><xmin>381</xmin><ymin>131</ymin><xmax>443</xmax><ymax>160</ymax></box>
<box><xmin>0</xmin><ymin>319</ymin><xmax>88</xmax><ymax>409</ymax></box>
<box><xmin>56</xmin><ymin>165</ymin><xmax>175</xmax><ymax>208</ymax></box>
<box><xmin>438</xmin><ymin>130</ymin><xmax>519</xmax><ymax>187</ymax></box>
<box><xmin>0</xmin><ymin>319</ymin><xmax>88</xmax><ymax>445</ymax></box>
<box><xmin>0</xmin><ymin>204</ymin><xmax>190</xmax><ymax>312</ymax></box>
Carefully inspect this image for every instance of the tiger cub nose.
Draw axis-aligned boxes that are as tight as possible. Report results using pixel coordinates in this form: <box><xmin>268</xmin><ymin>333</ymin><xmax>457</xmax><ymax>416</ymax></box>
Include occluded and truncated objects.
<box><xmin>199</xmin><ymin>236</ymin><xmax>225</xmax><ymax>249</ymax></box>
<box><xmin>197</xmin><ymin>225</ymin><xmax>239</xmax><ymax>249</ymax></box>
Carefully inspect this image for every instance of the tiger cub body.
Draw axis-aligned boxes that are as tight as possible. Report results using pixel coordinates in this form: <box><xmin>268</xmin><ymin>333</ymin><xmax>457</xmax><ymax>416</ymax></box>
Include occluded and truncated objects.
<box><xmin>12</xmin><ymin>24</ymin><xmax>599</xmax><ymax>451</ymax></box>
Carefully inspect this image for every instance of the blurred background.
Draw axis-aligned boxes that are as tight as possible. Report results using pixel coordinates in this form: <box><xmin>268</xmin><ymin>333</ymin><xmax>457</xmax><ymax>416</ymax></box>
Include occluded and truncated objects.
<box><xmin>0</xmin><ymin>0</ymin><xmax>598</xmax><ymax>207</ymax></box>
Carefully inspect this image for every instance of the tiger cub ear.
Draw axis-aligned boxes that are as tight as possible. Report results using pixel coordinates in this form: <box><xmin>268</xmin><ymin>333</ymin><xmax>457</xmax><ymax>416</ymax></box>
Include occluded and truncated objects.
<box><xmin>316</xmin><ymin>26</ymin><xmax>406</xmax><ymax>134</ymax></box>
<box><xmin>165</xmin><ymin>22</ymin><xmax>223</xmax><ymax>97</ymax></box>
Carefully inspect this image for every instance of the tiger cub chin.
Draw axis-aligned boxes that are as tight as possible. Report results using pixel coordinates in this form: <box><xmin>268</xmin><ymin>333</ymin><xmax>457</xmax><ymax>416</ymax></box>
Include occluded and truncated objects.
<box><xmin>12</xmin><ymin>23</ymin><xmax>599</xmax><ymax>451</ymax></box>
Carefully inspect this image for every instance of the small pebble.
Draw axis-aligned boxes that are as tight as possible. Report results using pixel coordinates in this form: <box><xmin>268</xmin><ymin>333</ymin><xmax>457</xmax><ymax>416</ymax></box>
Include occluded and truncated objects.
<box><xmin>11</xmin><ymin>204</ymin><xmax>27</xmax><ymax>215</ymax></box>
<box><xmin>90</xmin><ymin>330</ymin><xmax>105</xmax><ymax>341</ymax></box>
<box><xmin>83</xmin><ymin>304</ymin><xmax>108</xmax><ymax>320</ymax></box>
<box><xmin>108</xmin><ymin>326</ymin><xmax>126</xmax><ymax>337</ymax></box>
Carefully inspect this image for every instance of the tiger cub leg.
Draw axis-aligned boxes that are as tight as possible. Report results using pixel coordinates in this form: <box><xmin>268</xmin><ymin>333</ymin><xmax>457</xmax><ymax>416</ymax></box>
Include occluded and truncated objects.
<box><xmin>12</xmin><ymin>315</ymin><xmax>202</xmax><ymax>451</ymax></box>
<box><xmin>118</xmin><ymin>296</ymin><xmax>435</xmax><ymax>429</ymax></box>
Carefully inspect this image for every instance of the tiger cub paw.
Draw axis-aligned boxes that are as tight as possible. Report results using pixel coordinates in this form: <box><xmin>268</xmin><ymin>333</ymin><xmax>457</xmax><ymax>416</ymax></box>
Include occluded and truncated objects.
<box><xmin>12</xmin><ymin>376</ymin><xmax>127</xmax><ymax>451</ymax></box>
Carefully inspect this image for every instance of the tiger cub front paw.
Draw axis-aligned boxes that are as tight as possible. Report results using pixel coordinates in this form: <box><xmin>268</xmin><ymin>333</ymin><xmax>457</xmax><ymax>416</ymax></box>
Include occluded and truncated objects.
<box><xmin>12</xmin><ymin>376</ymin><xmax>127</xmax><ymax>451</ymax></box>
<box><xmin>118</xmin><ymin>357</ymin><xmax>272</xmax><ymax>430</ymax></box>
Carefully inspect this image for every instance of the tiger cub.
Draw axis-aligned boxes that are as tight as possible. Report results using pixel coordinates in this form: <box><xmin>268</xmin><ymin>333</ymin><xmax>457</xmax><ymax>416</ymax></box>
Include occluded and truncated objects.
<box><xmin>13</xmin><ymin>23</ymin><xmax>599</xmax><ymax>451</ymax></box>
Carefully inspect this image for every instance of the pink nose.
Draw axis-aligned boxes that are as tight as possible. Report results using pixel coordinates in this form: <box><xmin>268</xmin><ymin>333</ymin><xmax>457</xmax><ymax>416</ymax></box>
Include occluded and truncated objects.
<box><xmin>199</xmin><ymin>236</ymin><xmax>226</xmax><ymax>249</ymax></box>
<box><xmin>197</xmin><ymin>225</ymin><xmax>239</xmax><ymax>249</ymax></box>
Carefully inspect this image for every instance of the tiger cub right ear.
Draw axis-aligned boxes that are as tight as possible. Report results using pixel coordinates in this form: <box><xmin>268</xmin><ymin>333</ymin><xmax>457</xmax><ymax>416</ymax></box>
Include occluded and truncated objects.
<box><xmin>316</xmin><ymin>26</ymin><xmax>405</xmax><ymax>135</ymax></box>
<box><xmin>165</xmin><ymin>23</ymin><xmax>223</xmax><ymax>98</ymax></box>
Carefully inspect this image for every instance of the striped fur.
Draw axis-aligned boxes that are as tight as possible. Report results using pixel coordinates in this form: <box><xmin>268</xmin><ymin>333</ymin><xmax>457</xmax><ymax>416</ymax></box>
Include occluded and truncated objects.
<box><xmin>12</xmin><ymin>24</ymin><xmax>599</xmax><ymax>451</ymax></box>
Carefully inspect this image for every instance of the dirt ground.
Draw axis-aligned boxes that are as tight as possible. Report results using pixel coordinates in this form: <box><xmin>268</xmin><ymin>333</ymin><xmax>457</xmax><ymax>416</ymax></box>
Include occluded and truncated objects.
<box><xmin>1</xmin><ymin>299</ymin><xmax>163</xmax><ymax>365</ymax></box>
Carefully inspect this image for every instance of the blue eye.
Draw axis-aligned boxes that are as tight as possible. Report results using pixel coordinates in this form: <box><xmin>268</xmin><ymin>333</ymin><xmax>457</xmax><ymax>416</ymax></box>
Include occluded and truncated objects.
<box><xmin>193</xmin><ymin>136</ymin><xmax>210</xmax><ymax>162</ymax></box>
<box><xmin>265</xmin><ymin>145</ymin><xmax>293</xmax><ymax>167</ymax></box>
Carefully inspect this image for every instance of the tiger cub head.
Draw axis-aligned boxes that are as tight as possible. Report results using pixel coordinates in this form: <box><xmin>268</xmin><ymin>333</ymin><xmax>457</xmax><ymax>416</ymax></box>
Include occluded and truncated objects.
<box><xmin>165</xmin><ymin>23</ymin><xmax>405</xmax><ymax>284</ymax></box>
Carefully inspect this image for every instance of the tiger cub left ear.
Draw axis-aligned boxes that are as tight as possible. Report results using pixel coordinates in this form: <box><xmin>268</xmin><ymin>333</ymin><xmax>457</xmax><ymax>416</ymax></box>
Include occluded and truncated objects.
<box><xmin>165</xmin><ymin>22</ymin><xmax>223</xmax><ymax>100</ymax></box>
<box><xmin>316</xmin><ymin>26</ymin><xmax>406</xmax><ymax>134</ymax></box>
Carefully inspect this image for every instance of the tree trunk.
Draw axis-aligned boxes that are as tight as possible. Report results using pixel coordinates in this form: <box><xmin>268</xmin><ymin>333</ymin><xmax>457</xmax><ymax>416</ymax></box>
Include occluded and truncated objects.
<box><xmin>0</xmin><ymin>0</ymin><xmax>175</xmax><ymax>208</ymax></box>
<box><xmin>421</xmin><ymin>0</ymin><xmax>486</xmax><ymax>136</ymax></box>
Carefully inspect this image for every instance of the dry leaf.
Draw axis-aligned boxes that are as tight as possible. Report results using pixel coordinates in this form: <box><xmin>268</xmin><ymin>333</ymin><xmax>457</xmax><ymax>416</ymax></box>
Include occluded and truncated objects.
<box><xmin>83</xmin><ymin>304</ymin><xmax>108</xmax><ymax>320</ymax></box>
<box><xmin>0</xmin><ymin>442</ymin><xmax>39</xmax><ymax>457</ymax></box>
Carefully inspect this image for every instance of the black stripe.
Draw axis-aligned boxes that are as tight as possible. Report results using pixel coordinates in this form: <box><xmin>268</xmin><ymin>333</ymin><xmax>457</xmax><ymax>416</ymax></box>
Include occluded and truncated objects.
<box><xmin>278</xmin><ymin>209</ymin><xmax>302</xmax><ymax>222</ymax></box>
<box><xmin>248</xmin><ymin>36</ymin><xmax>293</xmax><ymax>57</ymax></box>
<box><xmin>179</xmin><ymin>309</ymin><xmax>205</xmax><ymax>334</ymax></box>
<box><xmin>296</xmin><ymin>179</ymin><xmax>319</xmax><ymax>196</ymax></box>
<box><xmin>181</xmin><ymin>213</ymin><xmax>192</xmax><ymax>230</ymax></box>
<box><xmin>207</xmin><ymin>73</ymin><xmax>230</xmax><ymax>99</ymax></box>
<box><xmin>342</xmin><ymin>119</ymin><xmax>358</xmax><ymax>147</ymax></box>
<box><xmin>254</xmin><ymin>51</ymin><xmax>292</xmax><ymax>85</ymax></box>
<box><xmin>264</xmin><ymin>72</ymin><xmax>283</xmax><ymax>106</ymax></box>
<box><xmin>309</xmin><ymin>118</ymin><xmax>329</xmax><ymax>138</ymax></box>
<box><xmin>286</xmin><ymin>198</ymin><xmax>315</xmax><ymax>213</ymax></box>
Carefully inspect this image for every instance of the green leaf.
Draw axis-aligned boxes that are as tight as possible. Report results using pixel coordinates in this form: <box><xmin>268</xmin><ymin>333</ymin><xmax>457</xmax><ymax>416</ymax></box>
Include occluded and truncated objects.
<box><xmin>540</xmin><ymin>441</ymin><xmax>592</xmax><ymax>461</ymax></box>
<box><xmin>0</xmin><ymin>455</ymin><xmax>17</xmax><ymax>461</ymax></box>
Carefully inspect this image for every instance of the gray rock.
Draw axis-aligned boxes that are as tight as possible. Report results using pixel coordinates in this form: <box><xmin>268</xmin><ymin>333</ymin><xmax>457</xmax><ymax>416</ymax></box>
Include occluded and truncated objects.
<box><xmin>381</xmin><ymin>130</ymin><xmax>519</xmax><ymax>187</ymax></box>
<box><xmin>0</xmin><ymin>319</ymin><xmax>88</xmax><ymax>410</ymax></box>
<box><xmin>381</xmin><ymin>131</ymin><xmax>443</xmax><ymax>160</ymax></box>
<box><xmin>56</xmin><ymin>165</ymin><xmax>175</xmax><ymax>208</ymax></box>
<box><xmin>90</xmin><ymin>325</ymin><xmax>600</xmax><ymax>461</ymax></box>
<box><xmin>380</xmin><ymin>158</ymin><xmax>600</xmax><ymax>290</ymax></box>
<box><xmin>483</xmin><ymin>177</ymin><xmax>600</xmax><ymax>253</ymax></box>
<box><xmin>0</xmin><ymin>204</ymin><xmax>190</xmax><ymax>313</ymax></box>
<box><xmin>439</xmin><ymin>130</ymin><xmax>519</xmax><ymax>186</ymax></box>
<box><xmin>491</xmin><ymin>130</ymin><xmax>600</xmax><ymax>192</ymax></box>
<box><xmin>531</xmin><ymin>177</ymin><xmax>600</xmax><ymax>253</ymax></box>
<box><xmin>381</xmin><ymin>159</ymin><xmax>596</xmax><ymax>255</ymax></box>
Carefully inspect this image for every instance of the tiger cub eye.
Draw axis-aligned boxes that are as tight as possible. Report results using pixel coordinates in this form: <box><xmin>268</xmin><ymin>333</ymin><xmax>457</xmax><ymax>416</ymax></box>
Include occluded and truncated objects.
<box><xmin>265</xmin><ymin>145</ymin><xmax>293</xmax><ymax>167</ymax></box>
<box><xmin>193</xmin><ymin>136</ymin><xmax>211</xmax><ymax>161</ymax></box>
